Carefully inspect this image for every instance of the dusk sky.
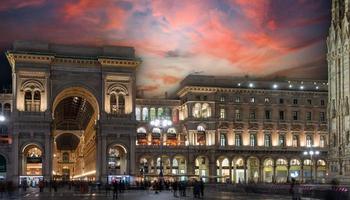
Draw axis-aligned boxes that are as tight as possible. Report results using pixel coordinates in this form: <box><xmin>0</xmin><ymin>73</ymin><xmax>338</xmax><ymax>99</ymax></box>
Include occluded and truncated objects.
<box><xmin>0</xmin><ymin>0</ymin><xmax>331</xmax><ymax>97</ymax></box>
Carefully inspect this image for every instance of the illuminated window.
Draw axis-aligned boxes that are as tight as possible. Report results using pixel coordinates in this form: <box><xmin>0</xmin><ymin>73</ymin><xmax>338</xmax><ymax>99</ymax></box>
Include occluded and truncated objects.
<box><xmin>192</xmin><ymin>103</ymin><xmax>201</xmax><ymax>118</ymax></box>
<box><xmin>136</xmin><ymin>107</ymin><xmax>141</xmax><ymax>121</ymax></box>
<box><xmin>235</xmin><ymin>134</ymin><xmax>241</xmax><ymax>146</ymax></box>
<box><xmin>150</xmin><ymin>107</ymin><xmax>156</xmax><ymax>121</ymax></box>
<box><xmin>220</xmin><ymin>109</ymin><xmax>225</xmax><ymax>119</ymax></box>
<box><xmin>235</xmin><ymin>109</ymin><xmax>241</xmax><ymax>120</ymax></box>
<box><xmin>264</xmin><ymin>134</ymin><xmax>271</xmax><ymax>147</ymax></box>
<box><xmin>264</xmin><ymin>97</ymin><xmax>270</xmax><ymax>103</ymax></box>
<box><xmin>24</xmin><ymin>90</ymin><xmax>40</xmax><ymax>112</ymax></box>
<box><xmin>320</xmin><ymin>136</ymin><xmax>325</xmax><ymax>148</ymax></box>
<box><xmin>279</xmin><ymin>134</ymin><xmax>285</xmax><ymax>147</ymax></box>
<box><xmin>250</xmin><ymin>97</ymin><xmax>255</xmax><ymax>103</ymax></box>
<box><xmin>320</xmin><ymin>112</ymin><xmax>325</xmax><ymax>122</ymax></box>
<box><xmin>292</xmin><ymin>135</ymin><xmax>299</xmax><ymax>147</ymax></box>
<box><xmin>250</xmin><ymin>134</ymin><xmax>256</xmax><ymax>147</ymax></box>
<box><xmin>142</xmin><ymin>107</ymin><xmax>148</xmax><ymax>121</ymax></box>
<box><xmin>306</xmin><ymin>135</ymin><xmax>313</xmax><ymax>147</ymax></box>
<box><xmin>220</xmin><ymin>134</ymin><xmax>226</xmax><ymax>146</ymax></box>
<box><xmin>201</xmin><ymin>103</ymin><xmax>211</xmax><ymax>118</ymax></box>
<box><xmin>110</xmin><ymin>93</ymin><xmax>125</xmax><ymax>114</ymax></box>
<box><xmin>306</xmin><ymin>112</ymin><xmax>312</xmax><ymax>121</ymax></box>
<box><xmin>235</xmin><ymin>97</ymin><xmax>241</xmax><ymax>103</ymax></box>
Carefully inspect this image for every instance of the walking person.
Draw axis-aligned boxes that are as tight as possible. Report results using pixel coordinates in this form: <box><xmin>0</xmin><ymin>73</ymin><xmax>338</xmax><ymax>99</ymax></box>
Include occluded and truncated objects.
<box><xmin>172</xmin><ymin>181</ymin><xmax>178</xmax><ymax>197</ymax></box>
<box><xmin>113</xmin><ymin>181</ymin><xmax>119</xmax><ymax>199</ymax></box>
<box><xmin>200</xmin><ymin>178</ymin><xmax>204</xmax><ymax>198</ymax></box>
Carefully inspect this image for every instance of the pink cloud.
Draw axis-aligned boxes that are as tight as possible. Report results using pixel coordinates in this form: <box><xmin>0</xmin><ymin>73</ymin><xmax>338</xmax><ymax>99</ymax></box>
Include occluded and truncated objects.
<box><xmin>0</xmin><ymin>0</ymin><xmax>46</xmax><ymax>11</ymax></box>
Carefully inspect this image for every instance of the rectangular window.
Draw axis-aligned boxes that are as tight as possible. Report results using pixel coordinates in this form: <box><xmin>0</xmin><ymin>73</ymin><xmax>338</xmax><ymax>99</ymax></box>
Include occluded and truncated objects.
<box><xmin>235</xmin><ymin>109</ymin><xmax>241</xmax><ymax>120</ymax></box>
<box><xmin>265</xmin><ymin>110</ymin><xmax>271</xmax><ymax>120</ymax></box>
<box><xmin>292</xmin><ymin>111</ymin><xmax>299</xmax><ymax>120</ymax></box>
<box><xmin>250</xmin><ymin>111</ymin><xmax>256</xmax><ymax>120</ymax></box>
<box><xmin>320</xmin><ymin>112</ymin><xmax>325</xmax><ymax>122</ymax></box>
<box><xmin>220</xmin><ymin>108</ymin><xmax>225</xmax><ymax>119</ymax></box>
<box><xmin>264</xmin><ymin>134</ymin><xmax>271</xmax><ymax>147</ymax></box>
<box><xmin>264</xmin><ymin>97</ymin><xmax>270</xmax><ymax>103</ymax></box>
<box><xmin>220</xmin><ymin>134</ymin><xmax>226</xmax><ymax>146</ymax></box>
<box><xmin>235</xmin><ymin>97</ymin><xmax>241</xmax><ymax>103</ymax></box>
<box><xmin>279</xmin><ymin>111</ymin><xmax>285</xmax><ymax>120</ymax></box>
<box><xmin>306</xmin><ymin>112</ymin><xmax>312</xmax><ymax>121</ymax></box>
<box><xmin>321</xmin><ymin>99</ymin><xmax>325</xmax><ymax>106</ymax></box>
<box><xmin>307</xmin><ymin>99</ymin><xmax>312</xmax><ymax>105</ymax></box>
<box><xmin>306</xmin><ymin>135</ymin><xmax>313</xmax><ymax>147</ymax></box>
<box><xmin>235</xmin><ymin>134</ymin><xmax>241</xmax><ymax>146</ymax></box>
<box><xmin>220</xmin><ymin>96</ymin><xmax>225</xmax><ymax>102</ymax></box>
<box><xmin>250</xmin><ymin>97</ymin><xmax>255</xmax><ymax>103</ymax></box>
<box><xmin>320</xmin><ymin>136</ymin><xmax>325</xmax><ymax>148</ymax></box>
<box><xmin>293</xmin><ymin>99</ymin><xmax>298</xmax><ymax>105</ymax></box>
<box><xmin>279</xmin><ymin>98</ymin><xmax>284</xmax><ymax>104</ymax></box>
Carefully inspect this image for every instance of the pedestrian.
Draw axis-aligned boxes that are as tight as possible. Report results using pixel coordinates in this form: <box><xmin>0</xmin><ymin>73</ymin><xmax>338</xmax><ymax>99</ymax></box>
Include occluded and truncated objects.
<box><xmin>172</xmin><ymin>181</ymin><xmax>178</xmax><ymax>197</ymax></box>
<box><xmin>193</xmin><ymin>180</ymin><xmax>200</xmax><ymax>198</ymax></box>
<box><xmin>113</xmin><ymin>181</ymin><xmax>119</xmax><ymax>199</ymax></box>
<box><xmin>200</xmin><ymin>178</ymin><xmax>204</xmax><ymax>198</ymax></box>
<box><xmin>39</xmin><ymin>180</ymin><xmax>44</xmax><ymax>192</ymax></box>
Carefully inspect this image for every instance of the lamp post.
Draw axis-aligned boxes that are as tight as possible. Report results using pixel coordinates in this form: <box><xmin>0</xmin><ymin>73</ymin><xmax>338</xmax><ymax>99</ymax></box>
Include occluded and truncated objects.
<box><xmin>150</xmin><ymin>118</ymin><xmax>172</xmax><ymax>180</ymax></box>
<box><xmin>303</xmin><ymin>149</ymin><xmax>319</xmax><ymax>183</ymax></box>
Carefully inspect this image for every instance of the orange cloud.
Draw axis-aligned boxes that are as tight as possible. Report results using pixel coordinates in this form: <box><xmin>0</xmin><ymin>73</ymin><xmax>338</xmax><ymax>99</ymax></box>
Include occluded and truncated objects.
<box><xmin>0</xmin><ymin>0</ymin><xmax>46</xmax><ymax>11</ymax></box>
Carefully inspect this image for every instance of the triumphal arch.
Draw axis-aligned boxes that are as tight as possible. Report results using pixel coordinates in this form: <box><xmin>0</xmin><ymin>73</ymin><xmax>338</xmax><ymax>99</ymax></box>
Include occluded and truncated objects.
<box><xmin>6</xmin><ymin>41</ymin><xmax>140</xmax><ymax>184</ymax></box>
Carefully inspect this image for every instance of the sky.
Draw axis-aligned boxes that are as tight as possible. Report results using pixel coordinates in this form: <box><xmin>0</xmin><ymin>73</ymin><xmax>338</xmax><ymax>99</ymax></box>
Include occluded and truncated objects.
<box><xmin>0</xmin><ymin>0</ymin><xmax>331</xmax><ymax>97</ymax></box>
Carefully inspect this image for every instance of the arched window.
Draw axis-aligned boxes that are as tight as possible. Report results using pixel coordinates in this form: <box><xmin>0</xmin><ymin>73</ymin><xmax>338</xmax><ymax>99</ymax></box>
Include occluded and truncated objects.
<box><xmin>276</xmin><ymin>159</ymin><xmax>288</xmax><ymax>165</ymax></box>
<box><xmin>110</xmin><ymin>94</ymin><xmax>117</xmax><ymax>113</ymax></box>
<box><xmin>135</xmin><ymin>107</ymin><xmax>141</xmax><ymax>121</ymax></box>
<box><xmin>304</xmin><ymin>159</ymin><xmax>312</xmax><ymax>166</ymax></box>
<box><xmin>150</xmin><ymin>108</ymin><xmax>156</xmax><ymax>121</ymax></box>
<box><xmin>320</xmin><ymin>136</ymin><xmax>326</xmax><ymax>147</ymax></box>
<box><xmin>24</xmin><ymin>90</ymin><xmax>40</xmax><ymax>112</ymax></box>
<box><xmin>164</xmin><ymin>107</ymin><xmax>171</xmax><ymax>120</ymax></box>
<box><xmin>306</xmin><ymin>135</ymin><xmax>313</xmax><ymax>147</ymax></box>
<box><xmin>3</xmin><ymin>103</ymin><xmax>10</xmax><ymax>117</ymax></box>
<box><xmin>23</xmin><ymin>145</ymin><xmax>42</xmax><ymax>175</ymax></box>
<box><xmin>220</xmin><ymin>133</ymin><xmax>226</xmax><ymax>146</ymax></box>
<box><xmin>110</xmin><ymin>93</ymin><xmax>125</xmax><ymax>114</ymax></box>
<box><xmin>157</xmin><ymin>108</ymin><xmax>163</xmax><ymax>118</ymax></box>
<box><xmin>142</xmin><ymin>107</ymin><xmax>148</xmax><ymax>121</ymax></box>
<box><xmin>292</xmin><ymin>135</ymin><xmax>299</xmax><ymax>147</ymax></box>
<box><xmin>118</xmin><ymin>94</ymin><xmax>125</xmax><ymax>114</ymax></box>
<box><xmin>317</xmin><ymin>160</ymin><xmax>326</xmax><ymax>166</ymax></box>
<box><xmin>62</xmin><ymin>152</ymin><xmax>69</xmax><ymax>163</ymax></box>
<box><xmin>290</xmin><ymin>159</ymin><xmax>301</xmax><ymax>166</ymax></box>
<box><xmin>192</xmin><ymin>103</ymin><xmax>201</xmax><ymax>118</ymax></box>
<box><xmin>201</xmin><ymin>103</ymin><xmax>211</xmax><ymax>118</ymax></box>
<box><xmin>108</xmin><ymin>145</ymin><xmax>127</xmax><ymax>174</ymax></box>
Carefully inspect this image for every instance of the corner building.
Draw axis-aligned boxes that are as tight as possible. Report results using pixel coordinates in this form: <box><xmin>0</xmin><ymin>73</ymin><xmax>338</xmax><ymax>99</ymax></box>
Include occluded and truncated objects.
<box><xmin>0</xmin><ymin>41</ymin><xmax>328</xmax><ymax>185</ymax></box>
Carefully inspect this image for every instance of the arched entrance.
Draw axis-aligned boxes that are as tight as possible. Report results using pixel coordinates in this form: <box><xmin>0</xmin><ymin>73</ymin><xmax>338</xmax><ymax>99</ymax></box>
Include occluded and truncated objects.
<box><xmin>172</xmin><ymin>155</ymin><xmax>187</xmax><ymax>180</ymax></box>
<box><xmin>52</xmin><ymin>87</ymin><xmax>99</xmax><ymax>181</ymax></box>
<box><xmin>275</xmin><ymin>158</ymin><xmax>288</xmax><ymax>183</ymax></box>
<box><xmin>0</xmin><ymin>154</ymin><xmax>6</xmax><ymax>180</ymax></box>
<box><xmin>247</xmin><ymin>157</ymin><xmax>259</xmax><ymax>183</ymax></box>
<box><xmin>232</xmin><ymin>157</ymin><xmax>245</xmax><ymax>183</ymax></box>
<box><xmin>263</xmin><ymin>158</ymin><xmax>274</xmax><ymax>183</ymax></box>
<box><xmin>107</xmin><ymin>144</ymin><xmax>128</xmax><ymax>183</ymax></box>
<box><xmin>21</xmin><ymin>144</ymin><xmax>43</xmax><ymax>187</ymax></box>
<box><xmin>290</xmin><ymin>159</ymin><xmax>301</xmax><ymax>182</ymax></box>
<box><xmin>216</xmin><ymin>157</ymin><xmax>230</xmax><ymax>183</ymax></box>
<box><xmin>195</xmin><ymin>156</ymin><xmax>209</xmax><ymax>182</ymax></box>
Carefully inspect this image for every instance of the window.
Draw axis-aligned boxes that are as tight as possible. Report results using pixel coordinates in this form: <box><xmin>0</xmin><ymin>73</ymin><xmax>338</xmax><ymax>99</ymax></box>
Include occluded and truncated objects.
<box><xmin>110</xmin><ymin>93</ymin><xmax>125</xmax><ymax>114</ymax></box>
<box><xmin>250</xmin><ymin>134</ymin><xmax>256</xmax><ymax>147</ymax></box>
<box><xmin>250</xmin><ymin>110</ymin><xmax>256</xmax><ymax>120</ymax></box>
<box><xmin>220</xmin><ymin>96</ymin><xmax>225</xmax><ymax>102</ymax></box>
<box><xmin>220</xmin><ymin>109</ymin><xmax>225</xmax><ymax>119</ymax></box>
<box><xmin>306</xmin><ymin>112</ymin><xmax>312</xmax><ymax>121</ymax></box>
<box><xmin>279</xmin><ymin>134</ymin><xmax>285</xmax><ymax>147</ymax></box>
<box><xmin>265</xmin><ymin>110</ymin><xmax>271</xmax><ymax>120</ymax></box>
<box><xmin>235</xmin><ymin>109</ymin><xmax>241</xmax><ymax>120</ymax></box>
<box><xmin>3</xmin><ymin>104</ymin><xmax>11</xmax><ymax>117</ymax></box>
<box><xmin>62</xmin><ymin>152</ymin><xmax>69</xmax><ymax>163</ymax></box>
<box><xmin>264</xmin><ymin>134</ymin><xmax>271</xmax><ymax>147</ymax></box>
<box><xmin>292</xmin><ymin>135</ymin><xmax>299</xmax><ymax>147</ymax></box>
<box><xmin>203</xmin><ymin>96</ymin><xmax>208</xmax><ymax>101</ymax></box>
<box><xmin>264</xmin><ymin>97</ymin><xmax>270</xmax><ymax>103</ymax></box>
<box><xmin>0</xmin><ymin>103</ymin><xmax>2</xmax><ymax>114</ymax></box>
<box><xmin>150</xmin><ymin>107</ymin><xmax>156</xmax><ymax>120</ymax></box>
<box><xmin>235</xmin><ymin>134</ymin><xmax>241</xmax><ymax>146</ymax></box>
<box><xmin>320</xmin><ymin>136</ymin><xmax>325</xmax><ymax>148</ymax></box>
<box><xmin>201</xmin><ymin>103</ymin><xmax>211</xmax><ymax>118</ymax></box>
<box><xmin>142</xmin><ymin>107</ymin><xmax>149</xmax><ymax>121</ymax></box>
<box><xmin>24</xmin><ymin>90</ymin><xmax>41</xmax><ymax>112</ymax></box>
<box><xmin>157</xmin><ymin>107</ymin><xmax>164</xmax><ymax>118</ymax></box>
<box><xmin>279</xmin><ymin>111</ymin><xmax>285</xmax><ymax>120</ymax></box>
<box><xmin>136</xmin><ymin>107</ymin><xmax>141</xmax><ymax>121</ymax></box>
<box><xmin>279</xmin><ymin>98</ymin><xmax>284</xmax><ymax>104</ymax></box>
<box><xmin>306</xmin><ymin>135</ymin><xmax>313</xmax><ymax>147</ymax></box>
<box><xmin>307</xmin><ymin>99</ymin><xmax>312</xmax><ymax>105</ymax></box>
<box><xmin>235</xmin><ymin>97</ymin><xmax>241</xmax><ymax>103</ymax></box>
<box><xmin>320</xmin><ymin>112</ymin><xmax>325</xmax><ymax>122</ymax></box>
<box><xmin>250</xmin><ymin>97</ymin><xmax>255</xmax><ymax>103</ymax></box>
<box><xmin>192</xmin><ymin>103</ymin><xmax>201</xmax><ymax>118</ymax></box>
<box><xmin>293</xmin><ymin>99</ymin><xmax>298</xmax><ymax>105</ymax></box>
<box><xmin>220</xmin><ymin>134</ymin><xmax>226</xmax><ymax>146</ymax></box>
<box><xmin>321</xmin><ymin>99</ymin><xmax>325</xmax><ymax>106</ymax></box>
<box><xmin>292</xmin><ymin>111</ymin><xmax>299</xmax><ymax>120</ymax></box>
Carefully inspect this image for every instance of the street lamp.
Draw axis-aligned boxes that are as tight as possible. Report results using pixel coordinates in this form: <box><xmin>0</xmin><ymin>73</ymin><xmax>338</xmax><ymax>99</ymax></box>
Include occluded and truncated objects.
<box><xmin>303</xmin><ymin>149</ymin><xmax>320</xmax><ymax>183</ymax></box>
<box><xmin>0</xmin><ymin>115</ymin><xmax>5</xmax><ymax>122</ymax></box>
<box><xmin>150</xmin><ymin>118</ymin><xmax>172</xmax><ymax>179</ymax></box>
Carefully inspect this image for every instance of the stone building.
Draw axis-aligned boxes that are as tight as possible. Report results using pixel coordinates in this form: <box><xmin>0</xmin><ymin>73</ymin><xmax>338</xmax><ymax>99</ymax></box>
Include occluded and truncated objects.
<box><xmin>0</xmin><ymin>41</ymin><xmax>328</xmax><ymax>186</ymax></box>
<box><xmin>327</xmin><ymin>0</ymin><xmax>350</xmax><ymax>183</ymax></box>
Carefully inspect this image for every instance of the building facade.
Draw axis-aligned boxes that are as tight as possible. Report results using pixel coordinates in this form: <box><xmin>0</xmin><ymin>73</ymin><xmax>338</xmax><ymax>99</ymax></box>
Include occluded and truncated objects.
<box><xmin>327</xmin><ymin>0</ymin><xmax>350</xmax><ymax>183</ymax></box>
<box><xmin>0</xmin><ymin>41</ymin><xmax>328</xmax><ymax>186</ymax></box>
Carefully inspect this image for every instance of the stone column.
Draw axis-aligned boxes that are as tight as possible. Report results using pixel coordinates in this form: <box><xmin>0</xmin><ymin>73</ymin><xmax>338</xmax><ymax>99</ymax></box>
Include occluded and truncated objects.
<box><xmin>101</xmin><ymin>136</ymin><xmax>107</xmax><ymax>184</ymax></box>
<box><xmin>301</xmin><ymin>164</ymin><xmax>304</xmax><ymax>183</ymax></box>
<box><xmin>96</xmin><ymin>128</ymin><xmax>102</xmax><ymax>182</ymax></box>
<box><xmin>229</xmin><ymin>160</ymin><xmax>232</xmax><ymax>183</ymax></box>
<box><xmin>273</xmin><ymin>164</ymin><xmax>276</xmax><ymax>183</ymax></box>
<box><xmin>244</xmin><ymin>159</ymin><xmax>247</xmax><ymax>183</ymax></box>
<box><xmin>287</xmin><ymin>164</ymin><xmax>290</xmax><ymax>183</ymax></box>
<box><xmin>130</xmin><ymin>135</ymin><xmax>136</xmax><ymax>175</ymax></box>
<box><xmin>259</xmin><ymin>163</ymin><xmax>264</xmax><ymax>183</ymax></box>
<box><xmin>44</xmin><ymin>134</ymin><xmax>52</xmax><ymax>181</ymax></box>
<box><xmin>11</xmin><ymin>133</ymin><xmax>19</xmax><ymax>185</ymax></box>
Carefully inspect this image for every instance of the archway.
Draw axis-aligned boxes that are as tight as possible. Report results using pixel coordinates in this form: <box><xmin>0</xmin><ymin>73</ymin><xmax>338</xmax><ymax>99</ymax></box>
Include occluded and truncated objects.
<box><xmin>316</xmin><ymin>159</ymin><xmax>326</xmax><ymax>183</ymax></box>
<box><xmin>275</xmin><ymin>158</ymin><xmax>288</xmax><ymax>183</ymax></box>
<box><xmin>107</xmin><ymin>144</ymin><xmax>128</xmax><ymax>183</ymax></box>
<box><xmin>172</xmin><ymin>155</ymin><xmax>187</xmax><ymax>180</ymax></box>
<box><xmin>52</xmin><ymin>87</ymin><xmax>99</xmax><ymax>181</ymax></box>
<box><xmin>0</xmin><ymin>154</ymin><xmax>6</xmax><ymax>180</ymax></box>
<box><xmin>195</xmin><ymin>156</ymin><xmax>209</xmax><ymax>182</ymax></box>
<box><xmin>216</xmin><ymin>157</ymin><xmax>230</xmax><ymax>183</ymax></box>
<box><xmin>247</xmin><ymin>157</ymin><xmax>259</xmax><ymax>183</ymax></box>
<box><xmin>232</xmin><ymin>157</ymin><xmax>245</xmax><ymax>183</ymax></box>
<box><xmin>263</xmin><ymin>158</ymin><xmax>274</xmax><ymax>183</ymax></box>
<box><xmin>21</xmin><ymin>144</ymin><xmax>43</xmax><ymax>187</ymax></box>
<box><xmin>290</xmin><ymin>159</ymin><xmax>301</xmax><ymax>182</ymax></box>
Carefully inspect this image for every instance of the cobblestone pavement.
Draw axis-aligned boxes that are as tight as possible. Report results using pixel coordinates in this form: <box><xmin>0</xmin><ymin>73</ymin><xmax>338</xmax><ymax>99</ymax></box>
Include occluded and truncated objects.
<box><xmin>0</xmin><ymin>189</ymin><xmax>320</xmax><ymax>200</ymax></box>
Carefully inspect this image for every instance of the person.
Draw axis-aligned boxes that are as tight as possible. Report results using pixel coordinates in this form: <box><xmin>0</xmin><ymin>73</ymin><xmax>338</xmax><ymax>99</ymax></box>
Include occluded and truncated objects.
<box><xmin>193</xmin><ymin>180</ymin><xmax>200</xmax><ymax>198</ymax></box>
<box><xmin>172</xmin><ymin>181</ymin><xmax>178</xmax><ymax>197</ymax></box>
<box><xmin>39</xmin><ymin>180</ymin><xmax>44</xmax><ymax>192</ymax></box>
<box><xmin>113</xmin><ymin>181</ymin><xmax>119</xmax><ymax>199</ymax></box>
<box><xmin>200</xmin><ymin>178</ymin><xmax>204</xmax><ymax>198</ymax></box>
<box><xmin>22</xmin><ymin>179</ymin><xmax>28</xmax><ymax>192</ymax></box>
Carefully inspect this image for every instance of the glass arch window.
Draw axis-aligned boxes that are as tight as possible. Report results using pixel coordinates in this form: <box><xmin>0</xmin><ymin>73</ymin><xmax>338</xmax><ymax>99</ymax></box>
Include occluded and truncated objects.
<box><xmin>142</xmin><ymin>107</ymin><xmax>148</xmax><ymax>121</ymax></box>
<box><xmin>135</xmin><ymin>107</ymin><xmax>141</xmax><ymax>121</ymax></box>
<box><xmin>192</xmin><ymin>103</ymin><xmax>201</xmax><ymax>118</ymax></box>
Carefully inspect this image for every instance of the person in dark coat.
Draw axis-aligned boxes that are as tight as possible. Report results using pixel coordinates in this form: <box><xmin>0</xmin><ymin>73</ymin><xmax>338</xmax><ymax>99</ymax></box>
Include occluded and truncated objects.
<box><xmin>172</xmin><ymin>181</ymin><xmax>178</xmax><ymax>197</ymax></box>
<box><xmin>193</xmin><ymin>180</ymin><xmax>200</xmax><ymax>198</ymax></box>
<box><xmin>113</xmin><ymin>181</ymin><xmax>119</xmax><ymax>199</ymax></box>
<box><xmin>200</xmin><ymin>179</ymin><xmax>204</xmax><ymax>198</ymax></box>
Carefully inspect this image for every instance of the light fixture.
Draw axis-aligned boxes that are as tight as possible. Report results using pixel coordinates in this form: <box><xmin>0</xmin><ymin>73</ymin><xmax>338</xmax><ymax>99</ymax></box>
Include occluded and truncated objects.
<box><xmin>309</xmin><ymin>150</ymin><xmax>314</xmax><ymax>155</ymax></box>
<box><xmin>237</xmin><ymin>83</ymin><xmax>241</xmax><ymax>86</ymax></box>
<box><xmin>249</xmin><ymin>83</ymin><xmax>254</xmax><ymax>88</ymax></box>
<box><xmin>289</xmin><ymin>84</ymin><xmax>293</xmax><ymax>88</ymax></box>
<box><xmin>300</xmin><ymin>86</ymin><xmax>304</xmax><ymax>90</ymax></box>
<box><xmin>273</xmin><ymin>84</ymin><xmax>278</xmax><ymax>89</ymax></box>
<box><xmin>303</xmin><ymin>151</ymin><xmax>308</xmax><ymax>155</ymax></box>
<box><xmin>315</xmin><ymin>151</ymin><xmax>320</xmax><ymax>155</ymax></box>
<box><xmin>316</xmin><ymin>86</ymin><xmax>319</xmax><ymax>90</ymax></box>
<box><xmin>0</xmin><ymin>115</ymin><xmax>5</xmax><ymax>122</ymax></box>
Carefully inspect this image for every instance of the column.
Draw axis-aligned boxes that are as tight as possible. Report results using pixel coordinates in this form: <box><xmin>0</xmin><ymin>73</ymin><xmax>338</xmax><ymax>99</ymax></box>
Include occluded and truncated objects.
<box><xmin>273</xmin><ymin>164</ymin><xmax>276</xmax><ymax>183</ymax></box>
<box><xmin>44</xmin><ymin>134</ymin><xmax>52</xmax><ymax>181</ymax></box>
<box><xmin>259</xmin><ymin>162</ymin><xmax>264</xmax><ymax>183</ymax></box>
<box><xmin>287</xmin><ymin>164</ymin><xmax>290</xmax><ymax>183</ymax></box>
<box><xmin>229</xmin><ymin>160</ymin><xmax>232</xmax><ymax>183</ymax></box>
<box><xmin>301</xmin><ymin>164</ymin><xmax>304</xmax><ymax>183</ymax></box>
<box><xmin>11</xmin><ymin>133</ymin><xmax>19</xmax><ymax>185</ymax></box>
<box><xmin>244</xmin><ymin>159</ymin><xmax>247</xmax><ymax>183</ymax></box>
<box><xmin>96</xmin><ymin>133</ymin><xmax>102</xmax><ymax>182</ymax></box>
<box><xmin>130</xmin><ymin>135</ymin><xmax>136</xmax><ymax>175</ymax></box>
<box><xmin>101</xmin><ymin>136</ymin><xmax>107</xmax><ymax>183</ymax></box>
